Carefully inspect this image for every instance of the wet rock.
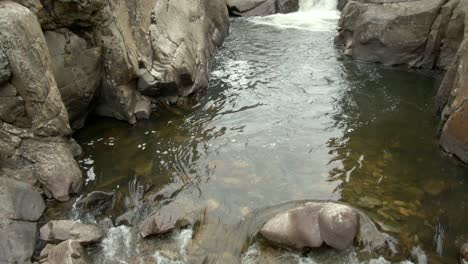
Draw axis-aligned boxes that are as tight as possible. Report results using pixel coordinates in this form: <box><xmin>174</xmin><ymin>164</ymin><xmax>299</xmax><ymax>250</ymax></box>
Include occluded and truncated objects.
<box><xmin>0</xmin><ymin>218</ymin><xmax>37</xmax><ymax>264</ymax></box>
<box><xmin>260</xmin><ymin>204</ymin><xmax>323</xmax><ymax>250</ymax></box>
<box><xmin>40</xmin><ymin>220</ymin><xmax>104</xmax><ymax>244</ymax></box>
<box><xmin>40</xmin><ymin>240</ymin><xmax>90</xmax><ymax>264</ymax></box>
<box><xmin>137</xmin><ymin>68</ymin><xmax>159</xmax><ymax>97</ymax></box>
<box><xmin>140</xmin><ymin>199</ymin><xmax>200</xmax><ymax>238</ymax></box>
<box><xmin>227</xmin><ymin>0</ymin><xmax>299</xmax><ymax>16</ymax></box>
<box><xmin>0</xmin><ymin>177</ymin><xmax>45</xmax><ymax>221</ymax></box>
<box><xmin>0</xmin><ymin>49</ymin><xmax>10</xmax><ymax>84</ymax></box>
<box><xmin>337</xmin><ymin>0</ymin><xmax>348</xmax><ymax>11</ymax></box>
<box><xmin>461</xmin><ymin>243</ymin><xmax>468</xmax><ymax>263</ymax></box>
<box><xmin>337</xmin><ymin>0</ymin><xmax>460</xmax><ymax>69</ymax></box>
<box><xmin>140</xmin><ymin>210</ymin><xmax>192</xmax><ymax>238</ymax></box>
<box><xmin>44</xmin><ymin>29</ymin><xmax>102</xmax><ymax>130</ymax></box>
<box><xmin>76</xmin><ymin>191</ymin><xmax>114</xmax><ymax>211</ymax></box>
<box><xmin>318</xmin><ymin>203</ymin><xmax>359</xmax><ymax>250</ymax></box>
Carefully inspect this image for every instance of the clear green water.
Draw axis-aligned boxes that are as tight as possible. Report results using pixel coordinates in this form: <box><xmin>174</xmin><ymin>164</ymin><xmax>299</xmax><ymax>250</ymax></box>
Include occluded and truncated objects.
<box><xmin>68</xmin><ymin>16</ymin><xmax>467</xmax><ymax>263</ymax></box>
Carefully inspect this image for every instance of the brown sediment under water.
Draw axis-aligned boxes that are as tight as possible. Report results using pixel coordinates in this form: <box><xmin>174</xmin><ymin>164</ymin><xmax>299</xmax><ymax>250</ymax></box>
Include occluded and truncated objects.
<box><xmin>49</xmin><ymin>13</ymin><xmax>467</xmax><ymax>264</ymax></box>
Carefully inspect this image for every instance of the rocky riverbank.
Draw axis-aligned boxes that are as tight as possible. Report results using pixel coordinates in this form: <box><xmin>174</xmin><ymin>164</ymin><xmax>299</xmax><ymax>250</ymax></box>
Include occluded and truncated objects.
<box><xmin>0</xmin><ymin>0</ymin><xmax>229</xmax><ymax>262</ymax></box>
<box><xmin>336</xmin><ymin>0</ymin><xmax>468</xmax><ymax>164</ymax></box>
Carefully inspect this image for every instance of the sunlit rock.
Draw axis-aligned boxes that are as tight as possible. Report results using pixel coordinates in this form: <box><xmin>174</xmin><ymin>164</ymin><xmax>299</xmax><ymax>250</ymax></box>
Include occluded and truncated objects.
<box><xmin>40</xmin><ymin>220</ymin><xmax>104</xmax><ymax>244</ymax></box>
<box><xmin>318</xmin><ymin>203</ymin><xmax>359</xmax><ymax>250</ymax></box>
<box><xmin>40</xmin><ymin>240</ymin><xmax>90</xmax><ymax>264</ymax></box>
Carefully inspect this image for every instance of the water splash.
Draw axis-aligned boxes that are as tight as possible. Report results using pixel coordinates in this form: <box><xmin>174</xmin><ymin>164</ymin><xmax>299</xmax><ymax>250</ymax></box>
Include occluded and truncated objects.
<box><xmin>100</xmin><ymin>226</ymin><xmax>132</xmax><ymax>264</ymax></box>
<box><xmin>249</xmin><ymin>0</ymin><xmax>339</xmax><ymax>31</ymax></box>
<box><xmin>152</xmin><ymin>228</ymin><xmax>194</xmax><ymax>264</ymax></box>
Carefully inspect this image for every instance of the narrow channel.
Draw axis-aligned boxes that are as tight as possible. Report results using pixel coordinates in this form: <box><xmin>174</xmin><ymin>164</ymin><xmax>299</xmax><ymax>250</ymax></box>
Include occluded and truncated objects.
<box><xmin>45</xmin><ymin>0</ymin><xmax>468</xmax><ymax>263</ymax></box>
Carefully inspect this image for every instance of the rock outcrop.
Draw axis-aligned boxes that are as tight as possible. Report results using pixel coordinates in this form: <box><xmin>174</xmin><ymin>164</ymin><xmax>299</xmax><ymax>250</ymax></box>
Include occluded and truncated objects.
<box><xmin>0</xmin><ymin>177</ymin><xmax>45</xmax><ymax>264</ymax></box>
<box><xmin>227</xmin><ymin>0</ymin><xmax>299</xmax><ymax>16</ymax></box>
<box><xmin>337</xmin><ymin>0</ymin><xmax>468</xmax><ymax>164</ymax></box>
<box><xmin>337</xmin><ymin>0</ymin><xmax>464</xmax><ymax>69</ymax></box>
<box><xmin>0</xmin><ymin>1</ymin><xmax>82</xmax><ymax>201</ymax></box>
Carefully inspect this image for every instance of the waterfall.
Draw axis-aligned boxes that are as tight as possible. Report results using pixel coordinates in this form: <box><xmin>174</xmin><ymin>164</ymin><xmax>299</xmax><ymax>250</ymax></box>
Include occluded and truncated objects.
<box><xmin>248</xmin><ymin>0</ymin><xmax>340</xmax><ymax>31</ymax></box>
<box><xmin>299</xmin><ymin>0</ymin><xmax>338</xmax><ymax>12</ymax></box>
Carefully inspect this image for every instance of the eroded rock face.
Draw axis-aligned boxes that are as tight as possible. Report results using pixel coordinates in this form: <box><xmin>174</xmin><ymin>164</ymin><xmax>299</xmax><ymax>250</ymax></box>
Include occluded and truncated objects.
<box><xmin>40</xmin><ymin>240</ymin><xmax>90</xmax><ymax>264</ymax></box>
<box><xmin>40</xmin><ymin>220</ymin><xmax>104</xmax><ymax>244</ymax></box>
<box><xmin>337</xmin><ymin>0</ymin><xmax>462</xmax><ymax>69</ymax></box>
<box><xmin>260</xmin><ymin>202</ymin><xmax>360</xmax><ymax>251</ymax></box>
<box><xmin>227</xmin><ymin>0</ymin><xmax>299</xmax><ymax>16</ymax></box>
<box><xmin>45</xmin><ymin>29</ymin><xmax>102</xmax><ymax>130</ymax></box>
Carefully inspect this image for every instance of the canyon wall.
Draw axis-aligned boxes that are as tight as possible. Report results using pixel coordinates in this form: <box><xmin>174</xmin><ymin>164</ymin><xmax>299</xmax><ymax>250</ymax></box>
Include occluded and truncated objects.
<box><xmin>337</xmin><ymin>0</ymin><xmax>468</xmax><ymax>164</ymax></box>
<box><xmin>0</xmin><ymin>1</ymin><xmax>229</xmax><ymax>262</ymax></box>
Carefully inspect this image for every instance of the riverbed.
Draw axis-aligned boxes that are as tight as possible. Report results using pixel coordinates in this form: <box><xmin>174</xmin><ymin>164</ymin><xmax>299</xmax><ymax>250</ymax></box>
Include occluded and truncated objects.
<box><xmin>47</xmin><ymin>1</ymin><xmax>468</xmax><ymax>263</ymax></box>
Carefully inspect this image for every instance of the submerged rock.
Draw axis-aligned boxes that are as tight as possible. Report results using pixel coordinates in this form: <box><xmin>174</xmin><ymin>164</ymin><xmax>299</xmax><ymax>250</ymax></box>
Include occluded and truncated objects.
<box><xmin>40</xmin><ymin>220</ymin><xmax>104</xmax><ymax>244</ymax></box>
<box><xmin>75</xmin><ymin>191</ymin><xmax>115</xmax><ymax>211</ymax></box>
<box><xmin>40</xmin><ymin>240</ymin><xmax>90</xmax><ymax>264</ymax></box>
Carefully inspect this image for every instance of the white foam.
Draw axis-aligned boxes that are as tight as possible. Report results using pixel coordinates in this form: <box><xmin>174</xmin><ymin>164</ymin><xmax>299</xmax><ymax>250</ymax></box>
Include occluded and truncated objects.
<box><xmin>248</xmin><ymin>0</ymin><xmax>340</xmax><ymax>32</ymax></box>
<box><xmin>101</xmin><ymin>226</ymin><xmax>132</xmax><ymax>264</ymax></box>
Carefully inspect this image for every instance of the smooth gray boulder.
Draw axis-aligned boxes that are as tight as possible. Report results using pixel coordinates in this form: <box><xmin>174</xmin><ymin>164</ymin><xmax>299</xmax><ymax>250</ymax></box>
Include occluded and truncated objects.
<box><xmin>260</xmin><ymin>202</ymin><xmax>360</xmax><ymax>251</ymax></box>
<box><xmin>40</xmin><ymin>240</ymin><xmax>90</xmax><ymax>264</ymax></box>
<box><xmin>318</xmin><ymin>203</ymin><xmax>359</xmax><ymax>250</ymax></box>
<box><xmin>227</xmin><ymin>0</ymin><xmax>299</xmax><ymax>16</ymax></box>
<box><xmin>0</xmin><ymin>177</ymin><xmax>45</xmax><ymax>221</ymax></box>
<box><xmin>40</xmin><ymin>220</ymin><xmax>104</xmax><ymax>244</ymax></box>
<box><xmin>44</xmin><ymin>29</ymin><xmax>102</xmax><ymax>130</ymax></box>
<box><xmin>461</xmin><ymin>243</ymin><xmax>468</xmax><ymax>263</ymax></box>
<box><xmin>0</xmin><ymin>218</ymin><xmax>37</xmax><ymax>264</ymax></box>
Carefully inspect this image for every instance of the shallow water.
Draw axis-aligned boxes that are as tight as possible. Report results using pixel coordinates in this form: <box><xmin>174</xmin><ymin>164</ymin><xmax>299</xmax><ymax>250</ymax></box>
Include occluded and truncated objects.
<box><xmin>65</xmin><ymin>2</ymin><xmax>468</xmax><ymax>263</ymax></box>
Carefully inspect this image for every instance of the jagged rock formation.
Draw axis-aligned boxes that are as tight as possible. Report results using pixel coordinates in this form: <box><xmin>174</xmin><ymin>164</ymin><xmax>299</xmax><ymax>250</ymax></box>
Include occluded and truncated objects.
<box><xmin>337</xmin><ymin>0</ymin><xmax>468</xmax><ymax>164</ymax></box>
<box><xmin>227</xmin><ymin>0</ymin><xmax>299</xmax><ymax>16</ymax></box>
<box><xmin>0</xmin><ymin>0</ymin><xmax>229</xmax><ymax>201</ymax></box>
<box><xmin>0</xmin><ymin>1</ymin><xmax>229</xmax><ymax>262</ymax></box>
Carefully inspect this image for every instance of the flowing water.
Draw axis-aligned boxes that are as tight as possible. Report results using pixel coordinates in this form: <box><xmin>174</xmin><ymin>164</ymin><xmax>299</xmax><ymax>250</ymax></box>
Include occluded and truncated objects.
<box><xmin>48</xmin><ymin>0</ymin><xmax>468</xmax><ymax>263</ymax></box>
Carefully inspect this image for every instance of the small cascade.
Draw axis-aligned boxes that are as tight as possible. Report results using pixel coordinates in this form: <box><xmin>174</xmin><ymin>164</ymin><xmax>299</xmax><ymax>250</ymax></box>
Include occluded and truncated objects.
<box><xmin>248</xmin><ymin>0</ymin><xmax>340</xmax><ymax>31</ymax></box>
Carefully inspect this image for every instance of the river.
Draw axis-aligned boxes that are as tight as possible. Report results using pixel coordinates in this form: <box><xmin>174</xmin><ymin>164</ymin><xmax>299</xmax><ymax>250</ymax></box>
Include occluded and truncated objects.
<box><xmin>46</xmin><ymin>0</ymin><xmax>468</xmax><ymax>263</ymax></box>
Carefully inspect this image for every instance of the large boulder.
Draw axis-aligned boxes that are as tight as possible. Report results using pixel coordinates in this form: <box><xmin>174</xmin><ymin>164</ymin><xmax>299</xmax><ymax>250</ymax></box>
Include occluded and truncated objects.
<box><xmin>0</xmin><ymin>218</ymin><xmax>37</xmax><ymax>264</ymax></box>
<box><xmin>260</xmin><ymin>202</ymin><xmax>360</xmax><ymax>251</ymax></box>
<box><xmin>317</xmin><ymin>203</ymin><xmax>359</xmax><ymax>250</ymax></box>
<box><xmin>44</xmin><ymin>29</ymin><xmax>102</xmax><ymax>130</ymax></box>
<box><xmin>227</xmin><ymin>0</ymin><xmax>299</xmax><ymax>16</ymax></box>
<box><xmin>0</xmin><ymin>177</ymin><xmax>45</xmax><ymax>264</ymax></box>
<box><xmin>40</xmin><ymin>220</ymin><xmax>104</xmax><ymax>244</ymax></box>
<box><xmin>337</xmin><ymin>0</ymin><xmax>462</xmax><ymax>69</ymax></box>
<box><xmin>0</xmin><ymin>177</ymin><xmax>45</xmax><ymax>221</ymax></box>
<box><xmin>260</xmin><ymin>205</ymin><xmax>323</xmax><ymax>250</ymax></box>
<box><xmin>39</xmin><ymin>240</ymin><xmax>90</xmax><ymax>264</ymax></box>
<box><xmin>0</xmin><ymin>0</ymin><xmax>70</xmax><ymax>136</ymax></box>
